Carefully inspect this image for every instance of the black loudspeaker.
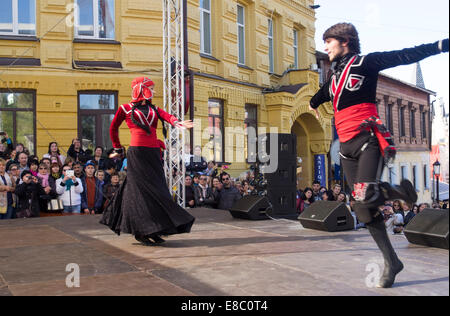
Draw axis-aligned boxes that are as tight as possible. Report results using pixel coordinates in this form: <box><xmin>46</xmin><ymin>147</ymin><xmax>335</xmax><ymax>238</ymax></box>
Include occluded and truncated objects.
<box><xmin>259</xmin><ymin>133</ymin><xmax>297</xmax><ymax>219</ymax></box>
<box><xmin>266</xmin><ymin>187</ymin><xmax>298</xmax><ymax>219</ymax></box>
<box><xmin>262</xmin><ymin>160</ymin><xmax>297</xmax><ymax>186</ymax></box>
<box><xmin>299</xmin><ymin>201</ymin><xmax>355</xmax><ymax>232</ymax></box>
<box><xmin>229</xmin><ymin>195</ymin><xmax>271</xmax><ymax>220</ymax></box>
<box><xmin>259</xmin><ymin>133</ymin><xmax>297</xmax><ymax>164</ymax></box>
<box><xmin>404</xmin><ymin>209</ymin><xmax>449</xmax><ymax>250</ymax></box>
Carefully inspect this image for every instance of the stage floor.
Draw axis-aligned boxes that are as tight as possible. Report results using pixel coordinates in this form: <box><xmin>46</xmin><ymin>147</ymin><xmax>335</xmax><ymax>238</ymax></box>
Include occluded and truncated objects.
<box><xmin>0</xmin><ymin>208</ymin><xmax>448</xmax><ymax>296</ymax></box>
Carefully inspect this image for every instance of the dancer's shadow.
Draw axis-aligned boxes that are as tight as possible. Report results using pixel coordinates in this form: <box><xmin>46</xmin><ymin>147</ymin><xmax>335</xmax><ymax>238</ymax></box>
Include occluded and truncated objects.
<box><xmin>158</xmin><ymin>233</ymin><xmax>367</xmax><ymax>249</ymax></box>
<box><xmin>393</xmin><ymin>276</ymin><xmax>449</xmax><ymax>288</ymax></box>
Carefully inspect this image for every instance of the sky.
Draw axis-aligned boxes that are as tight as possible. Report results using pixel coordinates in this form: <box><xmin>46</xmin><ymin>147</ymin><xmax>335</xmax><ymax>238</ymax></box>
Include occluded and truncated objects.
<box><xmin>313</xmin><ymin>0</ymin><xmax>449</xmax><ymax>108</ymax></box>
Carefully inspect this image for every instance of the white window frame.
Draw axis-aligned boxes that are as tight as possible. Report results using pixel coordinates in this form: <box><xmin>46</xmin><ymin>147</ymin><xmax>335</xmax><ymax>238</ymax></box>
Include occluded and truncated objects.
<box><xmin>400</xmin><ymin>164</ymin><xmax>409</xmax><ymax>182</ymax></box>
<box><xmin>74</xmin><ymin>0</ymin><xmax>115</xmax><ymax>40</ymax></box>
<box><xmin>200</xmin><ymin>0</ymin><xmax>212</xmax><ymax>55</ymax></box>
<box><xmin>0</xmin><ymin>0</ymin><xmax>36</xmax><ymax>36</ymax></box>
<box><xmin>293</xmin><ymin>29</ymin><xmax>298</xmax><ymax>69</ymax></box>
<box><xmin>412</xmin><ymin>164</ymin><xmax>419</xmax><ymax>191</ymax></box>
<box><xmin>424</xmin><ymin>164</ymin><xmax>430</xmax><ymax>190</ymax></box>
<box><xmin>237</xmin><ymin>4</ymin><xmax>245</xmax><ymax>65</ymax></box>
<box><xmin>268</xmin><ymin>18</ymin><xmax>274</xmax><ymax>73</ymax></box>
<box><xmin>388</xmin><ymin>166</ymin><xmax>395</xmax><ymax>185</ymax></box>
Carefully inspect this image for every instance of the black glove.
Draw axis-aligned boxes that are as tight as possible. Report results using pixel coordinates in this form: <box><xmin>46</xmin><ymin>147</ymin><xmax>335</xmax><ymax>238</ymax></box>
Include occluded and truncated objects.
<box><xmin>442</xmin><ymin>39</ymin><xmax>449</xmax><ymax>53</ymax></box>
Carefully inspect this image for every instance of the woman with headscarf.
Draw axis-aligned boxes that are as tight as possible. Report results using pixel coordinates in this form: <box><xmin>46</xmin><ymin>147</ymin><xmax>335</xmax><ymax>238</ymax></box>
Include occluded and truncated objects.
<box><xmin>100</xmin><ymin>77</ymin><xmax>195</xmax><ymax>246</ymax></box>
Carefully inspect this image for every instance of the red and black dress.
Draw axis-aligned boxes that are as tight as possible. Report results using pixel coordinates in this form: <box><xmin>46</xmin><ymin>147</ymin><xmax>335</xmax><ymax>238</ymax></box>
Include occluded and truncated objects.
<box><xmin>310</xmin><ymin>40</ymin><xmax>447</xmax><ymax>222</ymax></box>
<box><xmin>100</xmin><ymin>77</ymin><xmax>195</xmax><ymax>237</ymax></box>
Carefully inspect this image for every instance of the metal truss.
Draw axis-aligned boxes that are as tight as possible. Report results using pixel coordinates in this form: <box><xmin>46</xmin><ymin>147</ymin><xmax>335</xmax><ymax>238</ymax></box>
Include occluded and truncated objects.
<box><xmin>162</xmin><ymin>0</ymin><xmax>186</xmax><ymax>207</ymax></box>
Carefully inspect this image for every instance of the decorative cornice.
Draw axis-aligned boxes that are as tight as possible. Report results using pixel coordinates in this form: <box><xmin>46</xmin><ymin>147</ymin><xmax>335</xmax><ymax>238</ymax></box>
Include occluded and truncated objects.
<box><xmin>0</xmin><ymin>80</ymin><xmax>39</xmax><ymax>89</ymax></box>
<box><xmin>74</xmin><ymin>82</ymin><xmax>122</xmax><ymax>90</ymax></box>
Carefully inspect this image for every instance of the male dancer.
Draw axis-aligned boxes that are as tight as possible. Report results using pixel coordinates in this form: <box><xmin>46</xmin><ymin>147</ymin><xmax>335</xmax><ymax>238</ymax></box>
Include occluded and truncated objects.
<box><xmin>310</xmin><ymin>23</ymin><xmax>448</xmax><ymax>288</ymax></box>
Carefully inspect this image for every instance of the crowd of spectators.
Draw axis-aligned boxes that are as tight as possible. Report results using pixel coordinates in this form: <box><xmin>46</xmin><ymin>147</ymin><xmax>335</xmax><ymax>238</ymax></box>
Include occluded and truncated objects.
<box><xmin>0</xmin><ymin>134</ymin><xmax>125</xmax><ymax>219</ymax></box>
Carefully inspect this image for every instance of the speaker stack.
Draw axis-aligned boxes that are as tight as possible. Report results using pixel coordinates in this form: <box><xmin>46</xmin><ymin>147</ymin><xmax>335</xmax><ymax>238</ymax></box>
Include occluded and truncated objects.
<box><xmin>298</xmin><ymin>201</ymin><xmax>355</xmax><ymax>232</ymax></box>
<box><xmin>229</xmin><ymin>133</ymin><xmax>298</xmax><ymax>220</ymax></box>
<box><xmin>404</xmin><ymin>209</ymin><xmax>449</xmax><ymax>250</ymax></box>
<box><xmin>259</xmin><ymin>133</ymin><xmax>298</xmax><ymax>220</ymax></box>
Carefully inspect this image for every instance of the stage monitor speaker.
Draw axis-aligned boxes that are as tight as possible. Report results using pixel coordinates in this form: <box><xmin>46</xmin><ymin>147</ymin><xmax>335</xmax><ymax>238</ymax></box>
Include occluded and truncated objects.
<box><xmin>404</xmin><ymin>209</ymin><xmax>449</xmax><ymax>250</ymax></box>
<box><xmin>229</xmin><ymin>195</ymin><xmax>271</xmax><ymax>220</ymax></box>
<box><xmin>299</xmin><ymin>201</ymin><xmax>355</xmax><ymax>232</ymax></box>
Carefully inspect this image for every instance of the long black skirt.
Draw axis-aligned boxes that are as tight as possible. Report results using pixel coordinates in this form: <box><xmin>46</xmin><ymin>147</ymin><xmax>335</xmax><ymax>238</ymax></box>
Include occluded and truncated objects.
<box><xmin>100</xmin><ymin>146</ymin><xmax>195</xmax><ymax>236</ymax></box>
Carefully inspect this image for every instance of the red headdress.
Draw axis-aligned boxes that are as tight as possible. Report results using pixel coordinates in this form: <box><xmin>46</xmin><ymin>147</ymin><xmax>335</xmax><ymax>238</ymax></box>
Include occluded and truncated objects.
<box><xmin>131</xmin><ymin>77</ymin><xmax>154</xmax><ymax>103</ymax></box>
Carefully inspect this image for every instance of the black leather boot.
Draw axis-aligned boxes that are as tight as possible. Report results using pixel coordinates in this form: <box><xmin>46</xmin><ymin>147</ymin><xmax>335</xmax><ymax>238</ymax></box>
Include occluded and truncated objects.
<box><xmin>380</xmin><ymin>180</ymin><xmax>418</xmax><ymax>205</ymax></box>
<box><xmin>147</xmin><ymin>234</ymin><xmax>166</xmax><ymax>244</ymax></box>
<box><xmin>135</xmin><ymin>235</ymin><xmax>154</xmax><ymax>246</ymax></box>
<box><xmin>366</xmin><ymin>217</ymin><xmax>404</xmax><ymax>288</ymax></box>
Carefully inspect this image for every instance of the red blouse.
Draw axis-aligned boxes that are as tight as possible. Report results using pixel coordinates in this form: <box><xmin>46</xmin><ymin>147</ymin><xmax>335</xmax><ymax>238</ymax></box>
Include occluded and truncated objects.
<box><xmin>110</xmin><ymin>103</ymin><xmax>179</xmax><ymax>149</ymax></box>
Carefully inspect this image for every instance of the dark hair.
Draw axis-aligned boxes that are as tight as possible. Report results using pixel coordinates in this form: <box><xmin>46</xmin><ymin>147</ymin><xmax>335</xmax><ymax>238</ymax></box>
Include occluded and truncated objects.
<box><xmin>94</xmin><ymin>146</ymin><xmax>104</xmax><ymax>157</ymax></box>
<box><xmin>312</xmin><ymin>180</ymin><xmax>321</xmax><ymax>186</ymax></box>
<box><xmin>48</xmin><ymin>142</ymin><xmax>60</xmax><ymax>155</ymax></box>
<box><xmin>220</xmin><ymin>172</ymin><xmax>230</xmax><ymax>183</ymax></box>
<box><xmin>21</xmin><ymin>170</ymin><xmax>32</xmax><ymax>179</ymax></box>
<box><xmin>323</xmin><ymin>23</ymin><xmax>361</xmax><ymax>54</ymax></box>
<box><xmin>338</xmin><ymin>192</ymin><xmax>348</xmax><ymax>202</ymax></box>
<box><xmin>104</xmin><ymin>159</ymin><xmax>116</xmax><ymax>171</ymax></box>
<box><xmin>301</xmin><ymin>187</ymin><xmax>315</xmax><ymax>203</ymax></box>
<box><xmin>29</xmin><ymin>159</ymin><xmax>39</xmax><ymax>166</ymax></box>
<box><xmin>321</xmin><ymin>190</ymin><xmax>335</xmax><ymax>201</ymax></box>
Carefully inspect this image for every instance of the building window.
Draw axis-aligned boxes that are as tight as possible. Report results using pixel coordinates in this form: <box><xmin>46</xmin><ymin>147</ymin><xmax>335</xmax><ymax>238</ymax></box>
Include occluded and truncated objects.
<box><xmin>237</xmin><ymin>4</ymin><xmax>245</xmax><ymax>65</ymax></box>
<box><xmin>78</xmin><ymin>91</ymin><xmax>117</xmax><ymax>151</ymax></box>
<box><xmin>0</xmin><ymin>90</ymin><xmax>36</xmax><ymax>154</ymax></box>
<box><xmin>401</xmin><ymin>165</ymin><xmax>407</xmax><ymax>181</ymax></box>
<box><xmin>245</xmin><ymin>104</ymin><xmax>257</xmax><ymax>163</ymax></box>
<box><xmin>75</xmin><ymin>0</ymin><xmax>115</xmax><ymax>39</ymax></box>
<box><xmin>423</xmin><ymin>164</ymin><xmax>430</xmax><ymax>189</ymax></box>
<box><xmin>388</xmin><ymin>167</ymin><xmax>394</xmax><ymax>185</ymax></box>
<box><xmin>293</xmin><ymin>29</ymin><xmax>299</xmax><ymax>69</ymax></box>
<box><xmin>207</xmin><ymin>99</ymin><xmax>224</xmax><ymax>162</ymax></box>
<box><xmin>268</xmin><ymin>18</ymin><xmax>274</xmax><ymax>73</ymax></box>
<box><xmin>412</xmin><ymin>165</ymin><xmax>418</xmax><ymax>190</ymax></box>
<box><xmin>0</xmin><ymin>0</ymin><xmax>36</xmax><ymax>36</ymax></box>
<box><xmin>200</xmin><ymin>0</ymin><xmax>212</xmax><ymax>55</ymax></box>
<box><xmin>386</xmin><ymin>104</ymin><xmax>394</xmax><ymax>135</ymax></box>
<box><xmin>399</xmin><ymin>107</ymin><xmax>406</xmax><ymax>137</ymax></box>
<box><xmin>421</xmin><ymin>110</ymin><xmax>427</xmax><ymax>139</ymax></box>
<box><xmin>410</xmin><ymin>108</ymin><xmax>416</xmax><ymax>138</ymax></box>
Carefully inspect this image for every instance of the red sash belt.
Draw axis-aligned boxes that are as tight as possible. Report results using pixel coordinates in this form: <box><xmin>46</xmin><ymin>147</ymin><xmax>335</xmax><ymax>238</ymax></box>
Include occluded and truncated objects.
<box><xmin>335</xmin><ymin>103</ymin><xmax>396</xmax><ymax>162</ymax></box>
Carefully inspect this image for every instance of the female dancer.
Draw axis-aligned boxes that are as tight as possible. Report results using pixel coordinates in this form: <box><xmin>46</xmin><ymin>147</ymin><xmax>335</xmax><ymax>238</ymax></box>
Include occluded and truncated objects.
<box><xmin>310</xmin><ymin>23</ymin><xmax>448</xmax><ymax>288</ymax></box>
<box><xmin>100</xmin><ymin>77</ymin><xmax>195</xmax><ymax>246</ymax></box>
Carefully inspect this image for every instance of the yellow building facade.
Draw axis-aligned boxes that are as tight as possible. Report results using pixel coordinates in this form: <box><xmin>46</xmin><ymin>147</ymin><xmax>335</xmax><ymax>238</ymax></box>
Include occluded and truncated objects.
<box><xmin>0</xmin><ymin>0</ymin><xmax>333</xmax><ymax>188</ymax></box>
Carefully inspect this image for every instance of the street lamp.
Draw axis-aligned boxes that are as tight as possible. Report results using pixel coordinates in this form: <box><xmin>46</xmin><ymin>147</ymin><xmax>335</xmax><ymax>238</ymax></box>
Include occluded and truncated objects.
<box><xmin>433</xmin><ymin>160</ymin><xmax>441</xmax><ymax>203</ymax></box>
